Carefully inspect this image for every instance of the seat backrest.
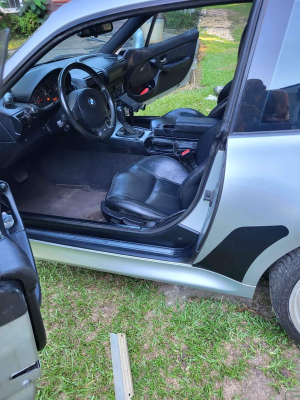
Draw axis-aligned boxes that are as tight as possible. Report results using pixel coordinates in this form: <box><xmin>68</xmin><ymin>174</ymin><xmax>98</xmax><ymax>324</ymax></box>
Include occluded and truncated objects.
<box><xmin>210</xmin><ymin>23</ymin><xmax>249</xmax><ymax>115</ymax></box>
<box><xmin>178</xmin><ymin>121</ymin><xmax>222</xmax><ymax>209</ymax></box>
<box><xmin>208</xmin><ymin>97</ymin><xmax>228</xmax><ymax>119</ymax></box>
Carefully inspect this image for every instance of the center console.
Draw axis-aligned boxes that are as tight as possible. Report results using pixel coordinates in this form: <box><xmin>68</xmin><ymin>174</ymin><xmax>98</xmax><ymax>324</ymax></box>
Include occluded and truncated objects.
<box><xmin>153</xmin><ymin>116</ymin><xmax>219</xmax><ymax>139</ymax></box>
<box><xmin>109</xmin><ymin>95</ymin><xmax>219</xmax><ymax>159</ymax></box>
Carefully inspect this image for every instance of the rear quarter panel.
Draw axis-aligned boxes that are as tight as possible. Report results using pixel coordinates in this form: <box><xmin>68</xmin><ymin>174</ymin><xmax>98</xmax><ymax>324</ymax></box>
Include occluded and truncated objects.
<box><xmin>195</xmin><ymin>132</ymin><xmax>300</xmax><ymax>286</ymax></box>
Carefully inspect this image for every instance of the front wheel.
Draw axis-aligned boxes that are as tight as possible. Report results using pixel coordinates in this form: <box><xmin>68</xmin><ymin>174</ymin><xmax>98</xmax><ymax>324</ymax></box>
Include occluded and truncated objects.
<box><xmin>269</xmin><ymin>248</ymin><xmax>300</xmax><ymax>344</ymax></box>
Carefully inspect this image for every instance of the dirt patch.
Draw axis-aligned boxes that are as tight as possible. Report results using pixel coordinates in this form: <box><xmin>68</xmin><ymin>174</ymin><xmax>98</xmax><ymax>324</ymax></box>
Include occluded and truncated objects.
<box><xmin>224</xmin><ymin>342</ymin><xmax>243</xmax><ymax>366</ymax></box>
<box><xmin>156</xmin><ymin>281</ymin><xmax>254</xmax><ymax>307</ymax></box>
<box><xmin>156</xmin><ymin>278</ymin><xmax>275</xmax><ymax>317</ymax></box>
<box><xmin>166</xmin><ymin>377</ymin><xmax>180</xmax><ymax>390</ymax></box>
<box><xmin>222</xmin><ymin>368</ymin><xmax>291</xmax><ymax>400</ymax></box>
<box><xmin>200</xmin><ymin>9</ymin><xmax>234</xmax><ymax>41</ymax></box>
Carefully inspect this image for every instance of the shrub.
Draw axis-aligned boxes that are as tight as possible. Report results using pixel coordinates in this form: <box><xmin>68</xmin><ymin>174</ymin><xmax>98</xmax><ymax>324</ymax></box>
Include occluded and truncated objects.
<box><xmin>0</xmin><ymin>13</ymin><xmax>22</xmax><ymax>37</ymax></box>
<box><xmin>164</xmin><ymin>10</ymin><xmax>200</xmax><ymax>30</ymax></box>
<box><xmin>18</xmin><ymin>10</ymin><xmax>41</xmax><ymax>36</ymax></box>
<box><xmin>19</xmin><ymin>0</ymin><xmax>47</xmax><ymax>17</ymax></box>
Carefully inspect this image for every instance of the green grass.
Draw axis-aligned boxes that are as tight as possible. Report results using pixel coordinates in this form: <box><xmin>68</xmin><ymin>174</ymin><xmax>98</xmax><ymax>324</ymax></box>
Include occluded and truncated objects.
<box><xmin>8</xmin><ymin>37</ymin><xmax>27</xmax><ymax>50</ymax></box>
<box><xmin>36</xmin><ymin>262</ymin><xmax>299</xmax><ymax>399</ymax></box>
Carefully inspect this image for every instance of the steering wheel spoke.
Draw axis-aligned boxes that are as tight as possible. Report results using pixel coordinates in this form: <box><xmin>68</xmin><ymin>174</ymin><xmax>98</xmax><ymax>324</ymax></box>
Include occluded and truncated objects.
<box><xmin>58</xmin><ymin>62</ymin><xmax>116</xmax><ymax>141</ymax></box>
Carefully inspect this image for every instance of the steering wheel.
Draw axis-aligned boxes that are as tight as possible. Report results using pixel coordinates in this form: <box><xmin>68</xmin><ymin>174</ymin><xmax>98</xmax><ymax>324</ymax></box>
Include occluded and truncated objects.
<box><xmin>58</xmin><ymin>62</ymin><xmax>116</xmax><ymax>141</ymax></box>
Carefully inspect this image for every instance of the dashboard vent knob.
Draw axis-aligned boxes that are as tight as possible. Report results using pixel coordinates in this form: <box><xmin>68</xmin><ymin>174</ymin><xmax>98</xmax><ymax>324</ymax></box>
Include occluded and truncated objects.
<box><xmin>85</xmin><ymin>70</ymin><xmax>107</xmax><ymax>88</ymax></box>
<box><xmin>16</xmin><ymin>111</ymin><xmax>30</xmax><ymax>129</ymax></box>
<box><xmin>119</xmin><ymin>58</ymin><xmax>128</xmax><ymax>71</ymax></box>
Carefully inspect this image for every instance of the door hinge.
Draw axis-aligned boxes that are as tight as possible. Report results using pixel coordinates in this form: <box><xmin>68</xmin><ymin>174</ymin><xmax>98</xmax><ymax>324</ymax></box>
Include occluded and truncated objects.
<box><xmin>203</xmin><ymin>189</ymin><xmax>215</xmax><ymax>206</ymax></box>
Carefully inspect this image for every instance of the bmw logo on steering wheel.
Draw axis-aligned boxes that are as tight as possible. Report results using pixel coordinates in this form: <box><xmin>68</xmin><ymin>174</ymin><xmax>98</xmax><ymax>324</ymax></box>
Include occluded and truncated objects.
<box><xmin>88</xmin><ymin>97</ymin><xmax>96</xmax><ymax>107</ymax></box>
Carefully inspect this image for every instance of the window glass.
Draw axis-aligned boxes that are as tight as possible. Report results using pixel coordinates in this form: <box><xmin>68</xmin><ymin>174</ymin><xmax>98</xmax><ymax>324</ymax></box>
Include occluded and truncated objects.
<box><xmin>37</xmin><ymin>19</ymin><xmax>128</xmax><ymax>64</ymax></box>
<box><xmin>147</xmin><ymin>10</ymin><xmax>201</xmax><ymax>45</ymax></box>
<box><xmin>234</xmin><ymin>0</ymin><xmax>300</xmax><ymax>133</ymax></box>
<box><xmin>138</xmin><ymin>4</ymin><xmax>251</xmax><ymax>117</ymax></box>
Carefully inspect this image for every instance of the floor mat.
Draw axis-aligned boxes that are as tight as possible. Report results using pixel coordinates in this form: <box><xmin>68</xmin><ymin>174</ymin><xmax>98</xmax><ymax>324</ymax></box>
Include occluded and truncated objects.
<box><xmin>13</xmin><ymin>172</ymin><xmax>107</xmax><ymax>222</ymax></box>
<box><xmin>34</xmin><ymin>147</ymin><xmax>144</xmax><ymax>191</ymax></box>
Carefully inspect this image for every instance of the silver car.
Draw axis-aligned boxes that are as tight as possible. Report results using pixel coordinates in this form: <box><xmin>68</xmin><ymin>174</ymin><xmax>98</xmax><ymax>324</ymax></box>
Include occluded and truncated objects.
<box><xmin>0</xmin><ymin>0</ymin><xmax>300</xmax><ymax>397</ymax></box>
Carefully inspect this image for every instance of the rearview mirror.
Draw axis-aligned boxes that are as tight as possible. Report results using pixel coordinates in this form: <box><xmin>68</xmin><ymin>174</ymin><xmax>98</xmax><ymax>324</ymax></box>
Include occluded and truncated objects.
<box><xmin>77</xmin><ymin>22</ymin><xmax>113</xmax><ymax>38</ymax></box>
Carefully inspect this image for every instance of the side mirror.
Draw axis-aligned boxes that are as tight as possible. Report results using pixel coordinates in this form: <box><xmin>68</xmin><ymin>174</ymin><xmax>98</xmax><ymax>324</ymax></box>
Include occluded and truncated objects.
<box><xmin>77</xmin><ymin>22</ymin><xmax>113</xmax><ymax>38</ymax></box>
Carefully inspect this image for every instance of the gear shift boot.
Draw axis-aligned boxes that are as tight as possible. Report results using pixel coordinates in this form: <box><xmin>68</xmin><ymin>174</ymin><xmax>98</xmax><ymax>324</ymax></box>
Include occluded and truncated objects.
<box><xmin>116</xmin><ymin>125</ymin><xmax>144</xmax><ymax>138</ymax></box>
<box><xmin>116</xmin><ymin>105</ymin><xmax>144</xmax><ymax>138</ymax></box>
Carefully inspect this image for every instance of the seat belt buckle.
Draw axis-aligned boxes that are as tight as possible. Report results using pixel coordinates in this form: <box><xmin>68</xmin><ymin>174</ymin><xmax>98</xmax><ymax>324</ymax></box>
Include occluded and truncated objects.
<box><xmin>180</xmin><ymin>149</ymin><xmax>198</xmax><ymax>170</ymax></box>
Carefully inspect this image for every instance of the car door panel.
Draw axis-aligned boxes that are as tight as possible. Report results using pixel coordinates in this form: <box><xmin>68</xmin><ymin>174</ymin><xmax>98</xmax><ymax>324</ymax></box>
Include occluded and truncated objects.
<box><xmin>0</xmin><ymin>288</ymin><xmax>41</xmax><ymax>400</ymax></box>
<box><xmin>0</xmin><ymin>182</ymin><xmax>46</xmax><ymax>400</ymax></box>
<box><xmin>123</xmin><ymin>28</ymin><xmax>199</xmax><ymax>103</ymax></box>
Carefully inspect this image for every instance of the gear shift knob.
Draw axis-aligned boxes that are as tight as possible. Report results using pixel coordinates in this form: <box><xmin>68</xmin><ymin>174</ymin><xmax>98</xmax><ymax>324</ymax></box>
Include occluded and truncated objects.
<box><xmin>116</xmin><ymin>106</ymin><xmax>126</xmax><ymax>125</ymax></box>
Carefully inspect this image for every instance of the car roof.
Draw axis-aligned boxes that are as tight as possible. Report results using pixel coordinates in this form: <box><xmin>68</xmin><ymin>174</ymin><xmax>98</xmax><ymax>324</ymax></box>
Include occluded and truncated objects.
<box><xmin>4</xmin><ymin>0</ymin><xmax>186</xmax><ymax>79</ymax></box>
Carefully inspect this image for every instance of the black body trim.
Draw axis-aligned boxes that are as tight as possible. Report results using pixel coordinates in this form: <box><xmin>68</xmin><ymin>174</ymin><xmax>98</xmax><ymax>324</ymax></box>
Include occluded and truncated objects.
<box><xmin>0</xmin><ymin>283</ymin><xmax>27</xmax><ymax>328</ymax></box>
<box><xmin>22</xmin><ymin>212</ymin><xmax>198</xmax><ymax>249</ymax></box>
<box><xmin>194</xmin><ymin>225</ymin><xmax>289</xmax><ymax>282</ymax></box>
<box><xmin>26</xmin><ymin>223</ymin><xmax>198</xmax><ymax>263</ymax></box>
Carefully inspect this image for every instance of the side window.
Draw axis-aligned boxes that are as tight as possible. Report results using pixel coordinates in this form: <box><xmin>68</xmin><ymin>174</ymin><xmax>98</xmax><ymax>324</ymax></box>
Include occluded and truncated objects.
<box><xmin>147</xmin><ymin>10</ymin><xmax>200</xmax><ymax>46</ymax></box>
<box><xmin>234</xmin><ymin>0</ymin><xmax>300</xmax><ymax>133</ymax></box>
<box><xmin>137</xmin><ymin>5</ymin><xmax>251</xmax><ymax>117</ymax></box>
<box><xmin>121</xmin><ymin>10</ymin><xmax>200</xmax><ymax>51</ymax></box>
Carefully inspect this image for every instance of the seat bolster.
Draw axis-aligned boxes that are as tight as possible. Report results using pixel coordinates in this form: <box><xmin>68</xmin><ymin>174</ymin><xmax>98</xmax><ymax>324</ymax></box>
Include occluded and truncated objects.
<box><xmin>137</xmin><ymin>156</ymin><xmax>189</xmax><ymax>185</ymax></box>
<box><xmin>151</xmin><ymin>108</ymin><xmax>205</xmax><ymax>130</ymax></box>
<box><xmin>178</xmin><ymin>161</ymin><xmax>206</xmax><ymax>209</ymax></box>
<box><xmin>106</xmin><ymin>195</ymin><xmax>168</xmax><ymax>221</ymax></box>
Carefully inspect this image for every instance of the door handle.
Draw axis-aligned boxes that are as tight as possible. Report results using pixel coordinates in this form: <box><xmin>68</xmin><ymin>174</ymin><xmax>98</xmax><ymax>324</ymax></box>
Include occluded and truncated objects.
<box><xmin>150</xmin><ymin>57</ymin><xmax>190</xmax><ymax>72</ymax></box>
<box><xmin>160</xmin><ymin>57</ymin><xmax>167</xmax><ymax>64</ymax></box>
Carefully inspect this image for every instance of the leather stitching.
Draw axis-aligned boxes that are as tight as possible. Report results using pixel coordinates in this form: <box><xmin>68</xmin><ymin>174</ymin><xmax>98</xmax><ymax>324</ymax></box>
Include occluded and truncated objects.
<box><xmin>137</xmin><ymin>164</ymin><xmax>187</xmax><ymax>185</ymax></box>
<box><xmin>157</xmin><ymin>191</ymin><xmax>178</xmax><ymax>199</ymax></box>
<box><xmin>109</xmin><ymin>195</ymin><xmax>167</xmax><ymax>218</ymax></box>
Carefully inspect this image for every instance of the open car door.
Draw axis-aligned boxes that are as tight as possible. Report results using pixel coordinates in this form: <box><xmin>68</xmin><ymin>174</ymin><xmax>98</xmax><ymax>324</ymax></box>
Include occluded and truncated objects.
<box><xmin>0</xmin><ymin>30</ymin><xmax>46</xmax><ymax>400</ymax></box>
<box><xmin>122</xmin><ymin>21</ymin><xmax>199</xmax><ymax>106</ymax></box>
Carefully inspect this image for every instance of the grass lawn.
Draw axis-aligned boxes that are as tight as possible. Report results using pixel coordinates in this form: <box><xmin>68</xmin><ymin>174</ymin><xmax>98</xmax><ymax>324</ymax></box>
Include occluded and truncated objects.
<box><xmin>35</xmin><ymin>4</ymin><xmax>300</xmax><ymax>399</ymax></box>
<box><xmin>8</xmin><ymin>36</ymin><xmax>27</xmax><ymax>50</ymax></box>
<box><xmin>36</xmin><ymin>262</ymin><xmax>299</xmax><ymax>399</ymax></box>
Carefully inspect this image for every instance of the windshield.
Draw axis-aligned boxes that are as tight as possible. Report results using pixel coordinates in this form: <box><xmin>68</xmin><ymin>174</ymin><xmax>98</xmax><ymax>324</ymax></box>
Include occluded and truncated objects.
<box><xmin>36</xmin><ymin>19</ymin><xmax>127</xmax><ymax>65</ymax></box>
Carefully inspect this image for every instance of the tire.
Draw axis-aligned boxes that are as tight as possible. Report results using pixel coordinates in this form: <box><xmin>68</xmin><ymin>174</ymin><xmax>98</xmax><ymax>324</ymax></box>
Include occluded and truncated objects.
<box><xmin>269</xmin><ymin>248</ymin><xmax>300</xmax><ymax>344</ymax></box>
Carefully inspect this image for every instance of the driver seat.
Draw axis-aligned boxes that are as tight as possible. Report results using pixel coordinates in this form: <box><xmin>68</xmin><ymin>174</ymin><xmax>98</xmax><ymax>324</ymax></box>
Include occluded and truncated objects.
<box><xmin>103</xmin><ymin>122</ymin><xmax>221</xmax><ymax>223</ymax></box>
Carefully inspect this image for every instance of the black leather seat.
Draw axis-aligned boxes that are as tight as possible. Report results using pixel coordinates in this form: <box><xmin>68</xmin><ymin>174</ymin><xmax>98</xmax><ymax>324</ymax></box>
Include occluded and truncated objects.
<box><xmin>104</xmin><ymin>122</ymin><xmax>221</xmax><ymax>222</ymax></box>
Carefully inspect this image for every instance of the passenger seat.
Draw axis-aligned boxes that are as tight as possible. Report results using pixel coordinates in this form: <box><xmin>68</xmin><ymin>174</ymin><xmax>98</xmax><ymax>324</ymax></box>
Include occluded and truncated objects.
<box><xmin>151</xmin><ymin>25</ymin><xmax>248</xmax><ymax>132</ymax></box>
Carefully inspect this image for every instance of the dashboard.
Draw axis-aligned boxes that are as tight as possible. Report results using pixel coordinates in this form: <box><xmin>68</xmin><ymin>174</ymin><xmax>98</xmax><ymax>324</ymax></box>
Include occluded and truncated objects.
<box><xmin>0</xmin><ymin>53</ymin><xmax>128</xmax><ymax>169</ymax></box>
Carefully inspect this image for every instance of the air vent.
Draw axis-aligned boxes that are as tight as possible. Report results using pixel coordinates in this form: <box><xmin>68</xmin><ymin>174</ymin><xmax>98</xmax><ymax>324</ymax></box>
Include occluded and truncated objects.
<box><xmin>16</xmin><ymin>111</ymin><xmax>29</xmax><ymax>129</ymax></box>
<box><xmin>119</xmin><ymin>57</ymin><xmax>127</xmax><ymax>71</ymax></box>
<box><xmin>85</xmin><ymin>76</ymin><xmax>97</xmax><ymax>88</ymax></box>
<box><xmin>85</xmin><ymin>70</ymin><xmax>107</xmax><ymax>88</ymax></box>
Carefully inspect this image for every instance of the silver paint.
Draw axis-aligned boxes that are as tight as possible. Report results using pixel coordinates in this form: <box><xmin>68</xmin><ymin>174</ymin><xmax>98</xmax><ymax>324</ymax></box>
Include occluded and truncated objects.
<box><xmin>0</xmin><ymin>313</ymin><xmax>40</xmax><ymax>400</ymax></box>
<box><xmin>195</xmin><ymin>132</ymin><xmax>300</xmax><ymax>287</ymax></box>
<box><xmin>30</xmin><ymin>239</ymin><xmax>255</xmax><ymax>298</ymax></box>
<box><xmin>181</xmin><ymin>150</ymin><xmax>225</xmax><ymax>233</ymax></box>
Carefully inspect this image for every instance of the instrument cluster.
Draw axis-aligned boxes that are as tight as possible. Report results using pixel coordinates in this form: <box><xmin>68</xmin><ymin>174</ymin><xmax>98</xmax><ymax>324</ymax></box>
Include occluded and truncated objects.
<box><xmin>30</xmin><ymin>72</ymin><xmax>72</xmax><ymax>109</ymax></box>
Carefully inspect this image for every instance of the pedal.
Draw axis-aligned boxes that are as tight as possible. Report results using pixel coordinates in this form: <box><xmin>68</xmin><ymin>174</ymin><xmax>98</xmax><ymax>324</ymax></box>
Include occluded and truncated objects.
<box><xmin>11</xmin><ymin>166</ymin><xmax>29</xmax><ymax>183</ymax></box>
